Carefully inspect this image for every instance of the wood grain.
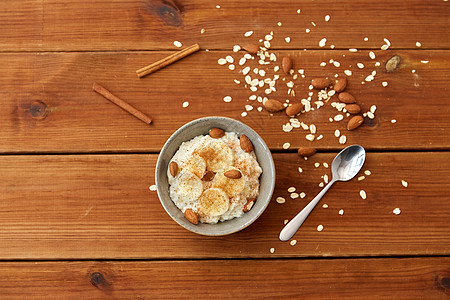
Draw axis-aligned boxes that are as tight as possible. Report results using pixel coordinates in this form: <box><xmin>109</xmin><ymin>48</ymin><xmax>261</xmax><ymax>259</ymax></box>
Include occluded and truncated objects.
<box><xmin>0</xmin><ymin>50</ymin><xmax>449</xmax><ymax>153</ymax></box>
<box><xmin>0</xmin><ymin>1</ymin><xmax>449</xmax><ymax>51</ymax></box>
<box><xmin>0</xmin><ymin>152</ymin><xmax>448</xmax><ymax>259</ymax></box>
<box><xmin>0</xmin><ymin>258</ymin><xmax>448</xmax><ymax>299</ymax></box>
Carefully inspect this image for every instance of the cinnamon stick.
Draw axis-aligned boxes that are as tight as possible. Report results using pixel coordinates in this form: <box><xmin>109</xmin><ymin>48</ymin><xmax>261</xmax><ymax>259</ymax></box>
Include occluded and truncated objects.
<box><xmin>92</xmin><ymin>82</ymin><xmax>152</xmax><ymax>125</ymax></box>
<box><xmin>136</xmin><ymin>43</ymin><xmax>200</xmax><ymax>78</ymax></box>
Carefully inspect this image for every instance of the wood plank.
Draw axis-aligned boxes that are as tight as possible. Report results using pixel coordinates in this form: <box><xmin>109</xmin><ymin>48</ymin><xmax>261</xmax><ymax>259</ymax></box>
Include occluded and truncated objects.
<box><xmin>0</xmin><ymin>50</ymin><xmax>449</xmax><ymax>153</ymax></box>
<box><xmin>1</xmin><ymin>1</ymin><xmax>449</xmax><ymax>51</ymax></box>
<box><xmin>0</xmin><ymin>152</ymin><xmax>448</xmax><ymax>259</ymax></box>
<box><xmin>0</xmin><ymin>258</ymin><xmax>448</xmax><ymax>298</ymax></box>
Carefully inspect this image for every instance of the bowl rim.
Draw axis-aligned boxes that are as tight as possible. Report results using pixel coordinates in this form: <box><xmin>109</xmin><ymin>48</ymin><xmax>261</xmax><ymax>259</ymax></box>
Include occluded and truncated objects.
<box><xmin>155</xmin><ymin>116</ymin><xmax>275</xmax><ymax>236</ymax></box>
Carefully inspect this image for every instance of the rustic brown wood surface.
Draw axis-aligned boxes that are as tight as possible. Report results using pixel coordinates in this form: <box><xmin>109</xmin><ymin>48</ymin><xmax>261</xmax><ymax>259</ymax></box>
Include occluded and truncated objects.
<box><xmin>1</xmin><ymin>0</ymin><xmax>449</xmax><ymax>298</ymax></box>
<box><xmin>0</xmin><ymin>152</ymin><xmax>448</xmax><ymax>259</ymax></box>
<box><xmin>0</xmin><ymin>258</ymin><xmax>448</xmax><ymax>299</ymax></box>
<box><xmin>1</xmin><ymin>50</ymin><xmax>449</xmax><ymax>153</ymax></box>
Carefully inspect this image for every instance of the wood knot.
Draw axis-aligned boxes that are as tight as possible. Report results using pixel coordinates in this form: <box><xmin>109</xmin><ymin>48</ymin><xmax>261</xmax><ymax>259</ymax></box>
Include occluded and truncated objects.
<box><xmin>89</xmin><ymin>271</ymin><xmax>111</xmax><ymax>290</ymax></box>
<box><xmin>364</xmin><ymin>116</ymin><xmax>378</xmax><ymax>129</ymax></box>
<box><xmin>27</xmin><ymin>100</ymin><xmax>48</xmax><ymax>119</ymax></box>
<box><xmin>435</xmin><ymin>274</ymin><xmax>450</xmax><ymax>294</ymax></box>
<box><xmin>385</xmin><ymin>55</ymin><xmax>401</xmax><ymax>72</ymax></box>
<box><xmin>144</xmin><ymin>0</ymin><xmax>184</xmax><ymax>27</ymax></box>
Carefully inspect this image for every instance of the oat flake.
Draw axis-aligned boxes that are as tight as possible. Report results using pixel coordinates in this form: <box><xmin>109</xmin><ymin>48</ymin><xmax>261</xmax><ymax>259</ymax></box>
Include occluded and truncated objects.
<box><xmin>276</xmin><ymin>197</ymin><xmax>286</xmax><ymax>204</ymax></box>
<box><xmin>173</xmin><ymin>41</ymin><xmax>182</xmax><ymax>48</ymax></box>
<box><xmin>288</xmin><ymin>187</ymin><xmax>296</xmax><ymax>193</ymax></box>
<box><xmin>182</xmin><ymin>101</ymin><xmax>189</xmax><ymax>108</ymax></box>
<box><xmin>393</xmin><ymin>208</ymin><xmax>401</xmax><ymax>215</ymax></box>
<box><xmin>290</xmin><ymin>240</ymin><xmax>297</xmax><ymax>246</ymax></box>
<box><xmin>339</xmin><ymin>209</ymin><xmax>344</xmax><ymax>215</ymax></box>
<box><xmin>360</xmin><ymin>190</ymin><xmax>367</xmax><ymax>199</ymax></box>
<box><xmin>149</xmin><ymin>185</ymin><xmax>157</xmax><ymax>191</ymax></box>
<box><xmin>223</xmin><ymin>96</ymin><xmax>232</xmax><ymax>103</ymax></box>
<box><xmin>317</xmin><ymin>225</ymin><xmax>324</xmax><ymax>232</ymax></box>
<box><xmin>322</xmin><ymin>204</ymin><xmax>328</xmax><ymax>208</ymax></box>
<box><xmin>401</xmin><ymin>180</ymin><xmax>408</xmax><ymax>187</ymax></box>
<box><xmin>283</xmin><ymin>142</ymin><xmax>291</xmax><ymax>149</ymax></box>
<box><xmin>300</xmin><ymin>192</ymin><xmax>306</xmax><ymax>199</ymax></box>
<box><xmin>270</xmin><ymin>247</ymin><xmax>275</xmax><ymax>253</ymax></box>
<box><xmin>244</xmin><ymin>31</ymin><xmax>253</xmax><ymax>37</ymax></box>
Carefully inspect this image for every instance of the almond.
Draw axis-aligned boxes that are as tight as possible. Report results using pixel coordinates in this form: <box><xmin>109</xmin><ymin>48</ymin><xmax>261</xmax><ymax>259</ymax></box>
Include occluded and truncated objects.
<box><xmin>347</xmin><ymin>115</ymin><xmax>364</xmax><ymax>130</ymax></box>
<box><xmin>240</xmin><ymin>134</ymin><xmax>253</xmax><ymax>153</ymax></box>
<box><xmin>209</xmin><ymin>128</ymin><xmax>225</xmax><ymax>138</ymax></box>
<box><xmin>184</xmin><ymin>208</ymin><xmax>198</xmax><ymax>225</ymax></box>
<box><xmin>202</xmin><ymin>170</ymin><xmax>215</xmax><ymax>181</ymax></box>
<box><xmin>311</xmin><ymin>78</ymin><xmax>331</xmax><ymax>89</ymax></box>
<box><xmin>338</xmin><ymin>92</ymin><xmax>356</xmax><ymax>104</ymax></box>
<box><xmin>297</xmin><ymin>147</ymin><xmax>316</xmax><ymax>157</ymax></box>
<box><xmin>282</xmin><ymin>56</ymin><xmax>293</xmax><ymax>74</ymax></box>
<box><xmin>333</xmin><ymin>78</ymin><xmax>347</xmax><ymax>92</ymax></box>
<box><xmin>285</xmin><ymin>103</ymin><xmax>303</xmax><ymax>116</ymax></box>
<box><xmin>264</xmin><ymin>99</ymin><xmax>285</xmax><ymax>113</ymax></box>
<box><xmin>345</xmin><ymin>104</ymin><xmax>361</xmax><ymax>114</ymax></box>
<box><xmin>242</xmin><ymin>44</ymin><xmax>259</xmax><ymax>55</ymax></box>
<box><xmin>244</xmin><ymin>198</ymin><xmax>256</xmax><ymax>212</ymax></box>
<box><xmin>224</xmin><ymin>169</ymin><xmax>242</xmax><ymax>179</ymax></box>
<box><xmin>169</xmin><ymin>161</ymin><xmax>179</xmax><ymax>177</ymax></box>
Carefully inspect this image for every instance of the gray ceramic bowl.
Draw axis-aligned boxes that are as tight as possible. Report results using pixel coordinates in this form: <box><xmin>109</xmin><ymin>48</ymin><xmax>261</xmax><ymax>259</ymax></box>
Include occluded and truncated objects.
<box><xmin>155</xmin><ymin>116</ymin><xmax>275</xmax><ymax>236</ymax></box>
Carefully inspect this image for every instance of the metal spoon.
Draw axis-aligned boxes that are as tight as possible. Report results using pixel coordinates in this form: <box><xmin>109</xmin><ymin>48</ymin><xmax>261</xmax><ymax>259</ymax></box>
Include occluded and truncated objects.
<box><xmin>279</xmin><ymin>145</ymin><xmax>366</xmax><ymax>241</ymax></box>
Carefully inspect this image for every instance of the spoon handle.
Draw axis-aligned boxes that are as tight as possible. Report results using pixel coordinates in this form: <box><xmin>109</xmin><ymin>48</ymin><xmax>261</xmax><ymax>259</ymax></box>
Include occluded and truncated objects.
<box><xmin>279</xmin><ymin>180</ymin><xmax>335</xmax><ymax>241</ymax></box>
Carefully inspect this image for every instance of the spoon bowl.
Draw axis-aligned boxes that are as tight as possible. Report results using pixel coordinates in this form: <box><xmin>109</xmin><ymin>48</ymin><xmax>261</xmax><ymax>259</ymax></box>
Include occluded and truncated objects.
<box><xmin>279</xmin><ymin>145</ymin><xmax>366</xmax><ymax>241</ymax></box>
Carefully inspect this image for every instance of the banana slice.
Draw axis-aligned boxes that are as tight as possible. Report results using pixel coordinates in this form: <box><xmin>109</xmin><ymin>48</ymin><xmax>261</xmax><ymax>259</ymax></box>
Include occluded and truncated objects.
<box><xmin>212</xmin><ymin>167</ymin><xmax>246</xmax><ymax>198</ymax></box>
<box><xmin>197</xmin><ymin>188</ymin><xmax>230</xmax><ymax>217</ymax></box>
<box><xmin>181</xmin><ymin>154</ymin><xmax>206</xmax><ymax>179</ymax></box>
<box><xmin>197</xmin><ymin>140</ymin><xmax>234</xmax><ymax>172</ymax></box>
<box><xmin>170</xmin><ymin>170</ymin><xmax>203</xmax><ymax>204</ymax></box>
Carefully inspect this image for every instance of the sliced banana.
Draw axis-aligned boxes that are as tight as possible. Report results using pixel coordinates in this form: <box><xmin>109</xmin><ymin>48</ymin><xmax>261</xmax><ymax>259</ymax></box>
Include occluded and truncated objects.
<box><xmin>170</xmin><ymin>170</ymin><xmax>203</xmax><ymax>203</ymax></box>
<box><xmin>197</xmin><ymin>140</ymin><xmax>234</xmax><ymax>172</ymax></box>
<box><xmin>197</xmin><ymin>188</ymin><xmax>230</xmax><ymax>217</ymax></box>
<box><xmin>212</xmin><ymin>167</ymin><xmax>246</xmax><ymax>198</ymax></box>
<box><xmin>181</xmin><ymin>153</ymin><xmax>206</xmax><ymax>179</ymax></box>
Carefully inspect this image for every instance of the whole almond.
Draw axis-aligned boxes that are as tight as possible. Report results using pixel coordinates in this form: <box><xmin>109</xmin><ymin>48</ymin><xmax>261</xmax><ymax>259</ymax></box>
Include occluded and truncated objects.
<box><xmin>224</xmin><ymin>169</ymin><xmax>242</xmax><ymax>179</ymax></box>
<box><xmin>209</xmin><ymin>128</ymin><xmax>225</xmax><ymax>138</ymax></box>
<box><xmin>240</xmin><ymin>134</ymin><xmax>253</xmax><ymax>153</ymax></box>
<box><xmin>202</xmin><ymin>170</ymin><xmax>215</xmax><ymax>181</ymax></box>
<box><xmin>169</xmin><ymin>161</ymin><xmax>179</xmax><ymax>177</ymax></box>
<box><xmin>333</xmin><ymin>78</ymin><xmax>347</xmax><ymax>92</ymax></box>
<box><xmin>311</xmin><ymin>78</ymin><xmax>331</xmax><ymax>89</ymax></box>
<box><xmin>264</xmin><ymin>99</ymin><xmax>285</xmax><ymax>113</ymax></box>
<box><xmin>282</xmin><ymin>56</ymin><xmax>293</xmax><ymax>74</ymax></box>
<box><xmin>347</xmin><ymin>115</ymin><xmax>364</xmax><ymax>130</ymax></box>
<box><xmin>345</xmin><ymin>104</ymin><xmax>361</xmax><ymax>114</ymax></box>
<box><xmin>338</xmin><ymin>92</ymin><xmax>356</xmax><ymax>104</ymax></box>
<box><xmin>242</xmin><ymin>44</ymin><xmax>259</xmax><ymax>55</ymax></box>
<box><xmin>297</xmin><ymin>147</ymin><xmax>316</xmax><ymax>157</ymax></box>
<box><xmin>184</xmin><ymin>208</ymin><xmax>198</xmax><ymax>225</ymax></box>
<box><xmin>285</xmin><ymin>103</ymin><xmax>303</xmax><ymax>116</ymax></box>
<box><xmin>244</xmin><ymin>198</ymin><xmax>256</xmax><ymax>212</ymax></box>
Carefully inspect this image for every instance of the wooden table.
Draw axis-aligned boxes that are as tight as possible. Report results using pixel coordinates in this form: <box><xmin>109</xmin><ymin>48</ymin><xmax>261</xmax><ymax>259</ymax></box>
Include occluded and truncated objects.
<box><xmin>1</xmin><ymin>0</ymin><xmax>449</xmax><ymax>298</ymax></box>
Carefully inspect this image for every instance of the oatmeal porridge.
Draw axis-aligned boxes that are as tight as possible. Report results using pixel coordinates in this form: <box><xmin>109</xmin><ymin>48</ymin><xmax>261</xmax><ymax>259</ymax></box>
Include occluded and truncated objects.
<box><xmin>167</xmin><ymin>128</ymin><xmax>262</xmax><ymax>224</ymax></box>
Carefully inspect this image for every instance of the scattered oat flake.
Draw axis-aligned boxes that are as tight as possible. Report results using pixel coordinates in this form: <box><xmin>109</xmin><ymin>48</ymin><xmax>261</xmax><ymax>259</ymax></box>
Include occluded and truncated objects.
<box><xmin>318</xmin><ymin>182</ymin><xmax>324</xmax><ymax>187</ymax></box>
<box><xmin>357</xmin><ymin>63</ymin><xmax>365</xmax><ymax>69</ymax></box>
<box><xmin>319</xmin><ymin>38</ymin><xmax>327</xmax><ymax>47</ymax></box>
<box><xmin>288</xmin><ymin>187</ymin><xmax>296</xmax><ymax>193</ymax></box>
<box><xmin>284</xmin><ymin>219</ymin><xmax>289</xmax><ymax>224</ymax></box>
<box><xmin>297</xmin><ymin>9</ymin><xmax>301</xmax><ymax>14</ymax></box>
<box><xmin>401</xmin><ymin>180</ymin><xmax>408</xmax><ymax>187</ymax></box>
<box><xmin>320</xmin><ymin>62</ymin><xmax>327</xmax><ymax>67</ymax></box>
<box><xmin>291</xmin><ymin>193</ymin><xmax>299</xmax><ymax>199</ymax></box>
<box><xmin>421</xmin><ymin>60</ymin><xmax>429</xmax><ymax>64</ymax></box>
<box><xmin>233</xmin><ymin>45</ymin><xmax>241</xmax><ymax>52</ymax></box>
<box><xmin>290</xmin><ymin>240</ymin><xmax>297</xmax><ymax>246</ymax></box>
<box><xmin>283</xmin><ymin>142</ymin><xmax>291</xmax><ymax>149</ymax></box>
<box><xmin>244</xmin><ymin>31</ymin><xmax>253</xmax><ymax>37</ymax></box>
<box><xmin>322</xmin><ymin>204</ymin><xmax>328</xmax><ymax>208</ymax></box>
<box><xmin>245</xmin><ymin>105</ymin><xmax>253</xmax><ymax>111</ymax></box>
<box><xmin>364</xmin><ymin>37</ymin><xmax>369</xmax><ymax>41</ymax></box>
<box><xmin>339</xmin><ymin>209</ymin><xmax>344</xmax><ymax>215</ymax></box>
<box><xmin>285</xmin><ymin>37</ymin><xmax>291</xmax><ymax>43</ymax></box>
<box><xmin>334</xmin><ymin>129</ymin><xmax>341</xmax><ymax>137</ymax></box>
<box><xmin>325</xmin><ymin>15</ymin><xmax>331</xmax><ymax>22</ymax></box>
<box><xmin>270</xmin><ymin>247</ymin><xmax>275</xmax><ymax>253</ymax></box>
<box><xmin>369</xmin><ymin>51</ymin><xmax>376</xmax><ymax>59</ymax></box>
<box><xmin>382</xmin><ymin>81</ymin><xmax>388</xmax><ymax>87</ymax></box>
<box><xmin>228</xmin><ymin>64</ymin><xmax>235</xmax><ymax>70</ymax></box>
<box><xmin>311</xmin><ymin>21</ymin><xmax>316</xmax><ymax>27</ymax></box>
<box><xmin>316</xmin><ymin>134</ymin><xmax>324</xmax><ymax>140</ymax></box>
<box><xmin>298</xmin><ymin>167</ymin><xmax>303</xmax><ymax>173</ymax></box>
<box><xmin>365</xmin><ymin>75</ymin><xmax>374</xmax><ymax>82</ymax></box>
<box><xmin>173</xmin><ymin>41</ymin><xmax>182</xmax><ymax>47</ymax></box>
<box><xmin>241</xmin><ymin>112</ymin><xmax>247</xmax><ymax>117</ymax></box>
<box><xmin>370</xmin><ymin>105</ymin><xmax>377</xmax><ymax>114</ymax></box>
<box><xmin>391</xmin><ymin>119</ymin><xmax>397</xmax><ymax>123</ymax></box>
<box><xmin>367</xmin><ymin>112</ymin><xmax>375</xmax><ymax>119</ymax></box>
<box><xmin>333</xmin><ymin>61</ymin><xmax>341</xmax><ymax>67</ymax></box>
<box><xmin>314</xmin><ymin>162</ymin><xmax>320</xmax><ymax>168</ymax></box>
<box><xmin>416</xmin><ymin>41</ymin><xmax>422</xmax><ymax>47</ymax></box>
<box><xmin>305</xmin><ymin>28</ymin><xmax>311</xmax><ymax>33</ymax></box>
<box><xmin>200</xmin><ymin>28</ymin><xmax>206</xmax><ymax>34</ymax></box>
<box><xmin>223</xmin><ymin>96</ymin><xmax>232</xmax><ymax>103</ymax></box>
<box><xmin>364</xmin><ymin>170</ymin><xmax>371</xmax><ymax>176</ymax></box>
<box><xmin>334</xmin><ymin>114</ymin><xmax>344</xmax><ymax>121</ymax></box>
<box><xmin>300</xmin><ymin>192</ymin><xmax>306</xmax><ymax>199</ymax></box>
<box><xmin>225</xmin><ymin>56</ymin><xmax>234</xmax><ymax>63</ymax></box>
<box><xmin>276</xmin><ymin>197</ymin><xmax>286</xmax><ymax>204</ymax></box>
<box><xmin>358</xmin><ymin>176</ymin><xmax>366</xmax><ymax>181</ymax></box>
<box><xmin>339</xmin><ymin>135</ymin><xmax>347</xmax><ymax>144</ymax></box>
<box><xmin>277</xmin><ymin>22</ymin><xmax>282</xmax><ymax>26</ymax></box>
<box><xmin>149</xmin><ymin>185</ymin><xmax>157</xmax><ymax>191</ymax></box>
<box><xmin>393</xmin><ymin>208</ymin><xmax>401</xmax><ymax>215</ymax></box>
<box><xmin>317</xmin><ymin>225</ymin><xmax>324</xmax><ymax>232</ymax></box>
<box><xmin>360</xmin><ymin>190</ymin><xmax>367</xmax><ymax>199</ymax></box>
<box><xmin>323</xmin><ymin>162</ymin><xmax>329</xmax><ymax>168</ymax></box>
<box><xmin>344</xmin><ymin>70</ymin><xmax>352</xmax><ymax>76</ymax></box>
<box><xmin>349</xmin><ymin>48</ymin><xmax>358</xmax><ymax>52</ymax></box>
<box><xmin>218</xmin><ymin>58</ymin><xmax>227</xmax><ymax>65</ymax></box>
<box><xmin>306</xmin><ymin>134</ymin><xmax>315</xmax><ymax>141</ymax></box>
<box><xmin>182</xmin><ymin>101</ymin><xmax>189</xmax><ymax>108</ymax></box>
<box><xmin>324</xmin><ymin>174</ymin><xmax>329</xmax><ymax>184</ymax></box>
